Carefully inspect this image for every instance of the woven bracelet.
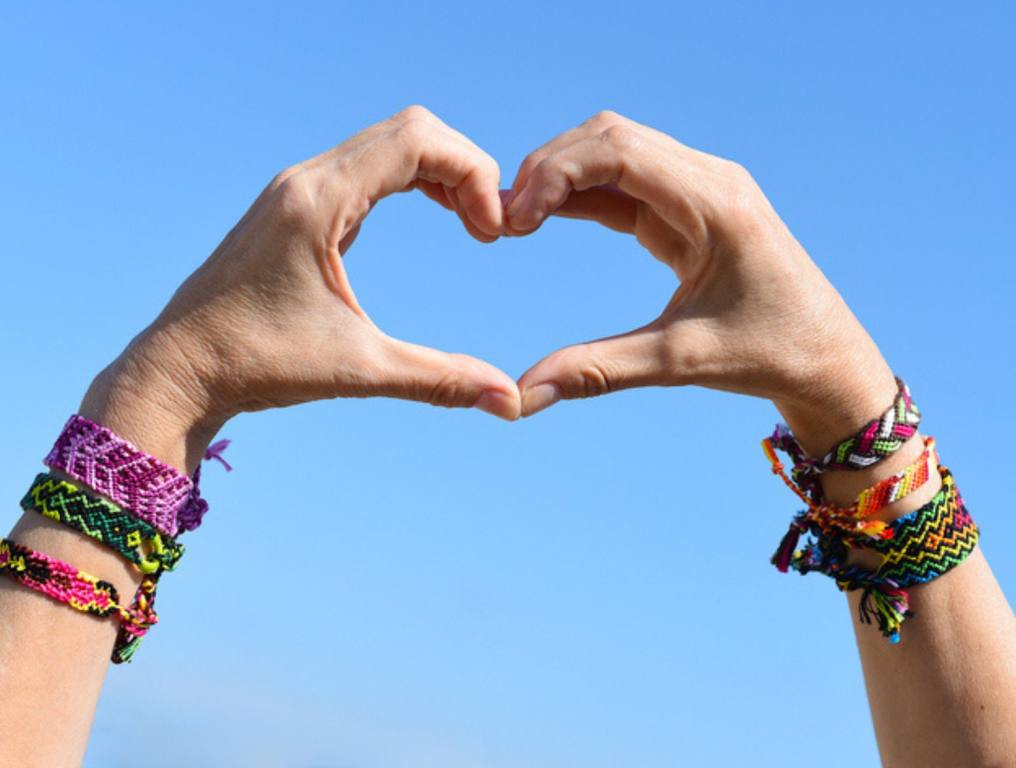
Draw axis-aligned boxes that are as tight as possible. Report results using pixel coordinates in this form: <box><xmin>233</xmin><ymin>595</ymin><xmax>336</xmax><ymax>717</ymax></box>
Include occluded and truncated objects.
<box><xmin>855</xmin><ymin>436</ymin><xmax>936</xmax><ymax>519</ymax></box>
<box><xmin>0</xmin><ymin>537</ymin><xmax>158</xmax><ymax>663</ymax></box>
<box><xmin>770</xmin><ymin>377</ymin><xmax>921</xmax><ymax>502</ymax></box>
<box><xmin>788</xmin><ymin>467</ymin><xmax>978</xmax><ymax>642</ymax></box>
<box><xmin>0</xmin><ymin>537</ymin><xmax>121</xmax><ymax>616</ymax></box>
<box><xmin>766</xmin><ymin>435</ymin><xmax>939</xmax><ymax>570</ymax></box>
<box><xmin>44</xmin><ymin>415</ymin><xmax>230</xmax><ymax>536</ymax></box>
<box><xmin>870</xmin><ymin>469</ymin><xmax>978</xmax><ymax>586</ymax></box>
<box><xmin>22</xmin><ymin>473</ymin><xmax>185</xmax><ymax>575</ymax></box>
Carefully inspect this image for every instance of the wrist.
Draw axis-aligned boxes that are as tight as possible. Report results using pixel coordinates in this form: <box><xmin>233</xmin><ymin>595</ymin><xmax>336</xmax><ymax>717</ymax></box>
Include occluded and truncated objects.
<box><xmin>770</xmin><ymin>353</ymin><xmax>933</xmax><ymax>513</ymax></box>
<box><xmin>771</xmin><ymin>343</ymin><xmax>896</xmax><ymax>460</ymax></box>
<box><xmin>78</xmin><ymin>327</ymin><xmax>226</xmax><ymax>474</ymax></box>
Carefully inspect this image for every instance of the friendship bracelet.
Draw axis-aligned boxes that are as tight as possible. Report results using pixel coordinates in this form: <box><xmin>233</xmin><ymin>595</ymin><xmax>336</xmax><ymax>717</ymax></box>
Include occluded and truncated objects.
<box><xmin>769</xmin><ymin>377</ymin><xmax>921</xmax><ymax>501</ymax></box>
<box><xmin>821</xmin><ymin>377</ymin><xmax>921</xmax><ymax>470</ymax></box>
<box><xmin>7</xmin><ymin>419</ymin><xmax>230</xmax><ymax>662</ymax></box>
<box><xmin>855</xmin><ymin>437</ymin><xmax>937</xmax><ymax>519</ymax></box>
<box><xmin>765</xmin><ymin>436</ymin><xmax>939</xmax><ymax>571</ymax></box>
<box><xmin>0</xmin><ymin>537</ymin><xmax>121</xmax><ymax>617</ymax></box>
<box><xmin>44</xmin><ymin>415</ymin><xmax>189</xmax><ymax>536</ymax></box>
<box><xmin>45</xmin><ymin>415</ymin><xmax>231</xmax><ymax>536</ymax></box>
<box><xmin>112</xmin><ymin>578</ymin><xmax>159</xmax><ymax>663</ymax></box>
<box><xmin>21</xmin><ymin>473</ymin><xmax>185</xmax><ymax>575</ymax></box>
<box><xmin>784</xmin><ymin>466</ymin><xmax>977</xmax><ymax>642</ymax></box>
<box><xmin>0</xmin><ymin>537</ymin><xmax>159</xmax><ymax>663</ymax></box>
<box><xmin>870</xmin><ymin>469</ymin><xmax>978</xmax><ymax>587</ymax></box>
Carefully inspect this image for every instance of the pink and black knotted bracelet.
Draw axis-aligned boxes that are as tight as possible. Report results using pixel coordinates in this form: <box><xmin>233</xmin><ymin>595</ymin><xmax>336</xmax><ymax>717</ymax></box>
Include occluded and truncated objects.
<box><xmin>0</xmin><ymin>415</ymin><xmax>231</xmax><ymax>662</ymax></box>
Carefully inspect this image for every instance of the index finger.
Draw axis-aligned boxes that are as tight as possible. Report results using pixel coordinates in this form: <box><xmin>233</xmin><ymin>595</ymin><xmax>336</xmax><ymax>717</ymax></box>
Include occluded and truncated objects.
<box><xmin>338</xmin><ymin>106</ymin><xmax>504</xmax><ymax>238</ymax></box>
<box><xmin>508</xmin><ymin>124</ymin><xmax>714</xmax><ymax>247</ymax></box>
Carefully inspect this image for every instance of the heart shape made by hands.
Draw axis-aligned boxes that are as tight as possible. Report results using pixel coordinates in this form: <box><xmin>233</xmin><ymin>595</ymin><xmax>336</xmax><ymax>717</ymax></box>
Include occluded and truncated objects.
<box><xmin>143</xmin><ymin>106</ymin><xmax>862</xmax><ymax>448</ymax></box>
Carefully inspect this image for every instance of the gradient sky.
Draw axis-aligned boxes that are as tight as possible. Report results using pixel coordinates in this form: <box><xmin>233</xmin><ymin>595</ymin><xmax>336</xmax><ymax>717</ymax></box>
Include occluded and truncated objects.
<box><xmin>2</xmin><ymin>4</ymin><xmax>1014</xmax><ymax>766</ymax></box>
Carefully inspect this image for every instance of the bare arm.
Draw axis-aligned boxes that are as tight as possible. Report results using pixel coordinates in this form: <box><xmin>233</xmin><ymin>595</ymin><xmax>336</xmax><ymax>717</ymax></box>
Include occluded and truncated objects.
<box><xmin>0</xmin><ymin>105</ymin><xmax>520</xmax><ymax>766</ymax></box>
<box><xmin>505</xmin><ymin>110</ymin><xmax>1016</xmax><ymax>765</ymax></box>
<box><xmin>789</xmin><ymin>381</ymin><xmax>1016</xmax><ymax>765</ymax></box>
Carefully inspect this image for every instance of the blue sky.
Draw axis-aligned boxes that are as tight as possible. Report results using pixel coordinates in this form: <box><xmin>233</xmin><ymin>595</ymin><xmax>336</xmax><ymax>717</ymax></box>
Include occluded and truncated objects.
<box><xmin>1</xmin><ymin>3</ymin><xmax>1014</xmax><ymax>766</ymax></box>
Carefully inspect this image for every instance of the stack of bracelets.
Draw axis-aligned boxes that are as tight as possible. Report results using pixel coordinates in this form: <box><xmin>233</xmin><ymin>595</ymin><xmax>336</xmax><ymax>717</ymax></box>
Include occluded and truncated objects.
<box><xmin>0</xmin><ymin>415</ymin><xmax>230</xmax><ymax>663</ymax></box>
<box><xmin>0</xmin><ymin>382</ymin><xmax>982</xmax><ymax>658</ymax></box>
<box><xmin>764</xmin><ymin>377</ymin><xmax>979</xmax><ymax>643</ymax></box>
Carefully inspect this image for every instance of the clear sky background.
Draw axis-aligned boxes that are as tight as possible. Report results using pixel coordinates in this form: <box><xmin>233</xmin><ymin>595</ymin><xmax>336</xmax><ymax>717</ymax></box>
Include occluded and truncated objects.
<box><xmin>1</xmin><ymin>3</ymin><xmax>1014</xmax><ymax>766</ymax></box>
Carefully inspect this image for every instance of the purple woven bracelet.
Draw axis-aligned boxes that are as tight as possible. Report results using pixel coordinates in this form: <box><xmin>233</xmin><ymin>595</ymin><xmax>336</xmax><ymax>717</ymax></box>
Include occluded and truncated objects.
<box><xmin>44</xmin><ymin>415</ymin><xmax>230</xmax><ymax>537</ymax></box>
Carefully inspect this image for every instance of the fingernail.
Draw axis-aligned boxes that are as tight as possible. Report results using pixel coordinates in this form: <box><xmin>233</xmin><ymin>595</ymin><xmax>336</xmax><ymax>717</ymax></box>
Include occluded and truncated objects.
<box><xmin>474</xmin><ymin>390</ymin><xmax>519</xmax><ymax>421</ymax></box>
<box><xmin>522</xmin><ymin>383</ymin><xmax>561</xmax><ymax>417</ymax></box>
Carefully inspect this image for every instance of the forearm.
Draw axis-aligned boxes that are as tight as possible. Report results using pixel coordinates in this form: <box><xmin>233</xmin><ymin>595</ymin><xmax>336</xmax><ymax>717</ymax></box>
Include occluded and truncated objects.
<box><xmin>776</xmin><ymin>358</ymin><xmax>1016</xmax><ymax>766</ymax></box>
<box><xmin>0</xmin><ymin>106</ymin><xmax>519</xmax><ymax>765</ymax></box>
<box><xmin>0</xmin><ymin>354</ymin><xmax>200</xmax><ymax>766</ymax></box>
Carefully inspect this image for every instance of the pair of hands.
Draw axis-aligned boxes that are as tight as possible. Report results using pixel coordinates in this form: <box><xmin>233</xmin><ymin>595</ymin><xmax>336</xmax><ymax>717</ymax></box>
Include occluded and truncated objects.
<box><xmin>81</xmin><ymin>106</ymin><xmax>893</xmax><ymax>471</ymax></box>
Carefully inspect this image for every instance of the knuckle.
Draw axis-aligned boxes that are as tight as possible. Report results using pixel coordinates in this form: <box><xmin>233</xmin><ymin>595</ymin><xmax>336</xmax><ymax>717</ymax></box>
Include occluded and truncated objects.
<box><xmin>485</xmin><ymin>153</ymin><xmax>501</xmax><ymax>179</ymax></box>
<box><xmin>425</xmin><ymin>373</ymin><xmax>470</xmax><ymax>408</ymax></box>
<box><xmin>715</xmin><ymin>162</ymin><xmax>766</xmax><ymax>233</ymax></box>
<box><xmin>558</xmin><ymin>347</ymin><xmax>615</xmax><ymax>398</ymax></box>
<box><xmin>587</xmin><ymin>109</ymin><xmax>624</xmax><ymax>129</ymax></box>
<box><xmin>724</xmin><ymin>159</ymin><xmax>755</xmax><ymax>186</ymax></box>
<box><xmin>394</xmin><ymin>113</ymin><xmax>432</xmax><ymax>148</ymax></box>
<box><xmin>268</xmin><ymin>171</ymin><xmax>316</xmax><ymax>228</ymax></box>
<box><xmin>600</xmin><ymin>123</ymin><xmax>640</xmax><ymax>153</ymax></box>
<box><xmin>517</xmin><ymin>151</ymin><xmax>544</xmax><ymax>180</ymax></box>
<box><xmin>529</xmin><ymin>157</ymin><xmax>557</xmax><ymax>186</ymax></box>
<box><xmin>267</xmin><ymin>164</ymin><xmax>301</xmax><ymax>192</ymax></box>
<box><xmin>395</xmin><ymin>104</ymin><xmax>435</xmax><ymax>124</ymax></box>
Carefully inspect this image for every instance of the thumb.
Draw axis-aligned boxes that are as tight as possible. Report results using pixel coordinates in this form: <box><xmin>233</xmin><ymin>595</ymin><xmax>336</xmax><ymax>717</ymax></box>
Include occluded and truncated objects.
<box><xmin>376</xmin><ymin>335</ymin><xmax>521</xmax><ymax>421</ymax></box>
<box><xmin>517</xmin><ymin>324</ymin><xmax>672</xmax><ymax>417</ymax></box>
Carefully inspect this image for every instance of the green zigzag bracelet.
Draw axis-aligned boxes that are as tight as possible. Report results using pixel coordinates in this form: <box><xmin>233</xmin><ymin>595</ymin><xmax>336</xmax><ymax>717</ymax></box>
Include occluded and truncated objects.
<box><xmin>21</xmin><ymin>473</ymin><xmax>185</xmax><ymax>576</ymax></box>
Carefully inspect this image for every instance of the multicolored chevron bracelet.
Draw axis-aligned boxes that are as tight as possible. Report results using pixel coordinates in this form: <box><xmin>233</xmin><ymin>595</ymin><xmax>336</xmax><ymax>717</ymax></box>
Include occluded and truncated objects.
<box><xmin>769</xmin><ymin>377</ymin><xmax>921</xmax><ymax>501</ymax></box>
<box><xmin>44</xmin><ymin>415</ymin><xmax>231</xmax><ymax>536</ymax></box>
<box><xmin>765</xmin><ymin>436</ymin><xmax>939</xmax><ymax>570</ymax></box>
<box><xmin>0</xmin><ymin>537</ymin><xmax>158</xmax><ymax>664</ymax></box>
<box><xmin>870</xmin><ymin>469</ymin><xmax>978</xmax><ymax>586</ymax></box>
<box><xmin>22</xmin><ymin>473</ymin><xmax>185</xmax><ymax>575</ymax></box>
<box><xmin>785</xmin><ymin>467</ymin><xmax>977</xmax><ymax>642</ymax></box>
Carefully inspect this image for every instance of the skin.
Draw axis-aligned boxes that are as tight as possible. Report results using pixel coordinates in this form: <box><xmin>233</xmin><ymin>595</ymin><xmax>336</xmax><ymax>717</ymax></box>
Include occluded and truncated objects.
<box><xmin>1</xmin><ymin>107</ymin><xmax>1013</xmax><ymax>766</ymax></box>
<box><xmin>505</xmin><ymin>111</ymin><xmax>1016</xmax><ymax>765</ymax></box>
<box><xmin>81</xmin><ymin>103</ymin><xmax>523</xmax><ymax>475</ymax></box>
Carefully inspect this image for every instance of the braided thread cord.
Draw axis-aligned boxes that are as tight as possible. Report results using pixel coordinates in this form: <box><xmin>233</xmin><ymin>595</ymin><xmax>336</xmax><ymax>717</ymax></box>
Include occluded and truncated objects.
<box><xmin>22</xmin><ymin>473</ymin><xmax>185</xmax><ymax>575</ymax></box>
<box><xmin>44</xmin><ymin>415</ymin><xmax>225</xmax><ymax>536</ymax></box>
<box><xmin>788</xmin><ymin>467</ymin><xmax>978</xmax><ymax>642</ymax></box>
<box><xmin>765</xmin><ymin>436</ymin><xmax>939</xmax><ymax>572</ymax></box>
<box><xmin>770</xmin><ymin>377</ymin><xmax>921</xmax><ymax>502</ymax></box>
<box><xmin>112</xmin><ymin>578</ymin><xmax>158</xmax><ymax>663</ymax></box>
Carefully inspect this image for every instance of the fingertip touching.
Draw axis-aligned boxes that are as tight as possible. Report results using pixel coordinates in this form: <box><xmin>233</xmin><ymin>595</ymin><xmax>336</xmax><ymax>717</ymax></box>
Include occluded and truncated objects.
<box><xmin>474</xmin><ymin>388</ymin><xmax>522</xmax><ymax>421</ymax></box>
<box><xmin>520</xmin><ymin>382</ymin><xmax>562</xmax><ymax>417</ymax></box>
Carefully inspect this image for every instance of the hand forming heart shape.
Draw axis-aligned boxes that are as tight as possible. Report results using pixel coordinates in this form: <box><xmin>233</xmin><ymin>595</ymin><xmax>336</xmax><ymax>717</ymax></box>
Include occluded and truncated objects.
<box><xmin>82</xmin><ymin>106</ymin><xmax>894</xmax><ymax>469</ymax></box>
